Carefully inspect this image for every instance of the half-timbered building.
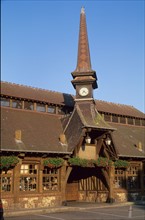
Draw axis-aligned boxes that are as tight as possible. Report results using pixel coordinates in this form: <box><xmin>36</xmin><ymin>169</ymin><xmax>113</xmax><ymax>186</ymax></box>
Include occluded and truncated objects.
<box><xmin>1</xmin><ymin>7</ymin><xmax>145</xmax><ymax>211</ymax></box>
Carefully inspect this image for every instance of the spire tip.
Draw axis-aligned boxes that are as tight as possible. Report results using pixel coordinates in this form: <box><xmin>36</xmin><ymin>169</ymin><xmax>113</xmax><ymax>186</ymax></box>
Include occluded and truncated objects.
<box><xmin>81</xmin><ymin>6</ymin><xmax>85</xmax><ymax>14</ymax></box>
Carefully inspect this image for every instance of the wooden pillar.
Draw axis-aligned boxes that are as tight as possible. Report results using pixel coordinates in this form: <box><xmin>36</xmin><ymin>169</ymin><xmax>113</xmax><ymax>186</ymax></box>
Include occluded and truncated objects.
<box><xmin>140</xmin><ymin>162</ymin><xmax>144</xmax><ymax>194</ymax></box>
<box><xmin>60</xmin><ymin>163</ymin><xmax>72</xmax><ymax>205</ymax></box>
<box><xmin>13</xmin><ymin>163</ymin><xmax>21</xmax><ymax>206</ymax></box>
<box><xmin>108</xmin><ymin>165</ymin><xmax>115</xmax><ymax>203</ymax></box>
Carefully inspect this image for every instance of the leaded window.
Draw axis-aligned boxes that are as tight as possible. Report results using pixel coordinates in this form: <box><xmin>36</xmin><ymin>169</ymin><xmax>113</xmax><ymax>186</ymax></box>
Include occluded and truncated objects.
<box><xmin>127</xmin><ymin>164</ymin><xmax>140</xmax><ymax>190</ymax></box>
<box><xmin>43</xmin><ymin>167</ymin><xmax>59</xmax><ymax>191</ymax></box>
<box><xmin>114</xmin><ymin>168</ymin><xmax>126</xmax><ymax>188</ymax></box>
<box><xmin>19</xmin><ymin>164</ymin><xmax>38</xmax><ymax>192</ymax></box>
<box><xmin>0</xmin><ymin>170</ymin><xmax>13</xmax><ymax>192</ymax></box>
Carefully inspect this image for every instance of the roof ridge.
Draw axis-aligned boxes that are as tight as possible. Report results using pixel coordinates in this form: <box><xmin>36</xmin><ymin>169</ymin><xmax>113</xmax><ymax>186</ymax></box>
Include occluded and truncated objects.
<box><xmin>1</xmin><ymin>81</ymin><xmax>72</xmax><ymax>96</ymax></box>
<box><xmin>96</xmin><ymin>99</ymin><xmax>135</xmax><ymax>109</ymax></box>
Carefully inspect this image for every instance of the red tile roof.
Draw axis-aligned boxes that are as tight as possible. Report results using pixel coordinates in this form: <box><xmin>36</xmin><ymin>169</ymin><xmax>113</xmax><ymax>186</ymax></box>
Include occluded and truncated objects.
<box><xmin>1</xmin><ymin>107</ymin><xmax>68</xmax><ymax>154</ymax></box>
<box><xmin>1</xmin><ymin>81</ymin><xmax>145</xmax><ymax>119</ymax></box>
<box><xmin>110</xmin><ymin>122</ymin><xmax>145</xmax><ymax>158</ymax></box>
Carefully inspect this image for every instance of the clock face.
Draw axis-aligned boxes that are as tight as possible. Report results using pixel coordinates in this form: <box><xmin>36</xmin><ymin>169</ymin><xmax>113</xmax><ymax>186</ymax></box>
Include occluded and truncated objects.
<box><xmin>79</xmin><ymin>87</ymin><xmax>89</xmax><ymax>96</ymax></box>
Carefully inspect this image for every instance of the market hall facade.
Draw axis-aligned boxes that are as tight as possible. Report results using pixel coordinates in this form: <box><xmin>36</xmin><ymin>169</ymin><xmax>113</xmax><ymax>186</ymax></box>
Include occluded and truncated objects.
<box><xmin>1</xmin><ymin>7</ymin><xmax>145</xmax><ymax>211</ymax></box>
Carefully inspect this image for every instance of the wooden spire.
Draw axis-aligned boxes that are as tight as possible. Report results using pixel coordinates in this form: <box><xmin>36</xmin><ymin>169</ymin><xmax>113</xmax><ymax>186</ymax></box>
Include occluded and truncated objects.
<box><xmin>75</xmin><ymin>7</ymin><xmax>92</xmax><ymax>72</ymax></box>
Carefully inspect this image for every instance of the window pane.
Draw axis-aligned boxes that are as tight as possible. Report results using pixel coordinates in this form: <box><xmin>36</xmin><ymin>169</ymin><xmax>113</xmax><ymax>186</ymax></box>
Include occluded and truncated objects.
<box><xmin>12</xmin><ymin>99</ymin><xmax>22</xmax><ymax>109</ymax></box>
<box><xmin>128</xmin><ymin>118</ymin><xmax>134</xmax><ymax>125</ymax></box>
<box><xmin>0</xmin><ymin>97</ymin><xmax>10</xmax><ymax>107</ymax></box>
<box><xmin>114</xmin><ymin>168</ymin><xmax>126</xmax><ymax>189</ymax></box>
<box><xmin>43</xmin><ymin>167</ymin><xmax>59</xmax><ymax>191</ymax></box>
<box><xmin>0</xmin><ymin>176</ymin><xmax>12</xmax><ymax>192</ymax></box>
<box><xmin>19</xmin><ymin>164</ymin><xmax>38</xmax><ymax>192</ymax></box>
<box><xmin>48</xmin><ymin>106</ymin><xmax>55</xmax><ymax>113</ymax></box>
<box><xmin>127</xmin><ymin>165</ymin><xmax>140</xmax><ymax>190</ymax></box>
<box><xmin>20</xmin><ymin>177</ymin><xmax>37</xmax><ymax>191</ymax></box>
<box><xmin>135</xmin><ymin>119</ymin><xmax>140</xmax><ymax>126</ymax></box>
<box><xmin>24</xmin><ymin>101</ymin><xmax>34</xmax><ymax>110</ymax></box>
<box><xmin>104</xmin><ymin>114</ymin><xmax>111</xmax><ymax>122</ymax></box>
<box><xmin>36</xmin><ymin>103</ymin><xmax>45</xmax><ymax>112</ymax></box>
<box><xmin>112</xmin><ymin>115</ymin><xmax>118</xmax><ymax>123</ymax></box>
<box><xmin>120</xmin><ymin>117</ymin><xmax>126</xmax><ymax>124</ymax></box>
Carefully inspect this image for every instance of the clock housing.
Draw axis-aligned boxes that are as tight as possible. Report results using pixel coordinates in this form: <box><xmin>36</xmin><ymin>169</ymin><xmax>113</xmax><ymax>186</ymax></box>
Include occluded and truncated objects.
<box><xmin>76</xmin><ymin>84</ymin><xmax>93</xmax><ymax>99</ymax></box>
<box><xmin>79</xmin><ymin>87</ymin><xmax>89</xmax><ymax>96</ymax></box>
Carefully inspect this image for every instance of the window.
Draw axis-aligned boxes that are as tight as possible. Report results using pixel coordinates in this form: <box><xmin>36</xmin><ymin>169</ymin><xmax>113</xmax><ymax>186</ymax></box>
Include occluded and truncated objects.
<box><xmin>104</xmin><ymin>114</ymin><xmax>111</xmax><ymax>122</ymax></box>
<box><xmin>12</xmin><ymin>99</ymin><xmax>22</xmax><ymax>109</ymax></box>
<box><xmin>0</xmin><ymin>170</ymin><xmax>13</xmax><ymax>192</ymax></box>
<box><xmin>36</xmin><ymin>103</ymin><xmax>46</xmax><ymax>112</ymax></box>
<box><xmin>120</xmin><ymin>116</ymin><xmax>126</xmax><ymax>124</ymax></box>
<box><xmin>19</xmin><ymin>164</ymin><xmax>38</xmax><ymax>192</ymax></box>
<box><xmin>112</xmin><ymin>115</ymin><xmax>118</xmax><ymax>123</ymax></box>
<box><xmin>58</xmin><ymin>106</ymin><xmax>65</xmax><ymax>115</ymax></box>
<box><xmin>47</xmin><ymin>106</ymin><xmax>55</xmax><ymax>114</ymax></box>
<box><xmin>43</xmin><ymin>167</ymin><xmax>59</xmax><ymax>191</ymax></box>
<box><xmin>135</xmin><ymin>119</ymin><xmax>140</xmax><ymax>126</ymax></box>
<box><xmin>127</xmin><ymin>165</ymin><xmax>140</xmax><ymax>190</ymax></box>
<box><xmin>141</xmin><ymin>120</ymin><xmax>145</xmax><ymax>126</ymax></box>
<box><xmin>24</xmin><ymin>101</ymin><xmax>34</xmax><ymax>110</ymax></box>
<box><xmin>0</xmin><ymin>97</ymin><xmax>10</xmax><ymax>107</ymax></box>
<box><xmin>128</xmin><ymin>117</ymin><xmax>134</xmax><ymax>125</ymax></box>
<box><xmin>114</xmin><ymin>168</ymin><xmax>126</xmax><ymax>188</ymax></box>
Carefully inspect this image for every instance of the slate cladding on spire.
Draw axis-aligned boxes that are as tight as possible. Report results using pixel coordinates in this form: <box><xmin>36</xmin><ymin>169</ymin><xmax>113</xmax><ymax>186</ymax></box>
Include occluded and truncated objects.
<box><xmin>71</xmin><ymin>7</ymin><xmax>98</xmax><ymax>89</ymax></box>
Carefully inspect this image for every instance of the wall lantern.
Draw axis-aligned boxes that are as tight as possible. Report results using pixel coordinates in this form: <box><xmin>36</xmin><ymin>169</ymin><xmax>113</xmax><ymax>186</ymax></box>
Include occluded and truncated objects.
<box><xmin>85</xmin><ymin>134</ymin><xmax>91</xmax><ymax>144</ymax></box>
<box><xmin>105</xmin><ymin>136</ymin><xmax>111</xmax><ymax>146</ymax></box>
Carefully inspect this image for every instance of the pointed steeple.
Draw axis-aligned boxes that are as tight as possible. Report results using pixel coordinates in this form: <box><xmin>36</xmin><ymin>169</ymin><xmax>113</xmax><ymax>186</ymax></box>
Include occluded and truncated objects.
<box><xmin>71</xmin><ymin>7</ymin><xmax>98</xmax><ymax>90</ymax></box>
<box><xmin>75</xmin><ymin>6</ymin><xmax>92</xmax><ymax>72</ymax></box>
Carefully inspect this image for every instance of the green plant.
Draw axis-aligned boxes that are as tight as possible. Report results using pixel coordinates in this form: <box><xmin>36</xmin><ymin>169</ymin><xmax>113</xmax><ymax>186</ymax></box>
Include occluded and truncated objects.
<box><xmin>43</xmin><ymin>158</ymin><xmax>64</xmax><ymax>168</ymax></box>
<box><xmin>114</xmin><ymin>159</ymin><xmax>129</xmax><ymax>168</ymax></box>
<box><xmin>68</xmin><ymin>157</ymin><xmax>91</xmax><ymax>167</ymax></box>
<box><xmin>0</xmin><ymin>156</ymin><xmax>20</xmax><ymax>170</ymax></box>
<box><xmin>95</xmin><ymin>157</ymin><xmax>112</xmax><ymax>167</ymax></box>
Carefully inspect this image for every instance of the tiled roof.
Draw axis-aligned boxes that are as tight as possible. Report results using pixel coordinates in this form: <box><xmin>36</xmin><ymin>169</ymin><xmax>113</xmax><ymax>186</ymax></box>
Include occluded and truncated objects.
<box><xmin>76</xmin><ymin>102</ymin><xmax>115</xmax><ymax>130</ymax></box>
<box><xmin>1</xmin><ymin>81</ymin><xmax>74</xmax><ymax>107</ymax></box>
<box><xmin>95</xmin><ymin>100</ymin><xmax>145</xmax><ymax>119</ymax></box>
<box><xmin>1</xmin><ymin>81</ymin><xmax>145</xmax><ymax>118</ymax></box>
<box><xmin>110</xmin><ymin>122</ymin><xmax>145</xmax><ymax>158</ymax></box>
<box><xmin>1</xmin><ymin>107</ymin><xmax>68</xmax><ymax>154</ymax></box>
<box><xmin>64</xmin><ymin>109</ymin><xmax>84</xmax><ymax>152</ymax></box>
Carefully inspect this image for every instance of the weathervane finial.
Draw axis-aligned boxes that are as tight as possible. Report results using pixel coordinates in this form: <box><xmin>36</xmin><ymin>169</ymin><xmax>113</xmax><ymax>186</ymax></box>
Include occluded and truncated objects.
<box><xmin>81</xmin><ymin>6</ymin><xmax>85</xmax><ymax>14</ymax></box>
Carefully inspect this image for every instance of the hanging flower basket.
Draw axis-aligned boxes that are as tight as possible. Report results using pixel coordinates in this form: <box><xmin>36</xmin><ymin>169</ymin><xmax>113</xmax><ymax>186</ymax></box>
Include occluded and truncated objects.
<box><xmin>68</xmin><ymin>157</ymin><xmax>129</xmax><ymax>169</ymax></box>
<box><xmin>95</xmin><ymin>157</ymin><xmax>113</xmax><ymax>168</ymax></box>
<box><xmin>68</xmin><ymin>157</ymin><xmax>94</xmax><ymax>167</ymax></box>
<box><xmin>114</xmin><ymin>159</ymin><xmax>129</xmax><ymax>168</ymax></box>
<box><xmin>0</xmin><ymin>156</ymin><xmax>20</xmax><ymax>170</ymax></box>
<box><xmin>43</xmin><ymin>158</ymin><xmax>64</xmax><ymax>168</ymax></box>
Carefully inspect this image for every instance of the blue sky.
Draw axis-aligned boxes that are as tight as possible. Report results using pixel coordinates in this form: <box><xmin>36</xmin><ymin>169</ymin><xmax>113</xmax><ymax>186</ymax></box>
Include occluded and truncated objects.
<box><xmin>1</xmin><ymin>0</ymin><xmax>145</xmax><ymax>113</ymax></box>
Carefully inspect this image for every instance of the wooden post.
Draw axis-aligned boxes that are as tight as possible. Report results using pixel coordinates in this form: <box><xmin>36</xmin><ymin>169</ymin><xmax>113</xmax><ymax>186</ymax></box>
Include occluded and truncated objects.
<box><xmin>13</xmin><ymin>163</ymin><xmax>21</xmax><ymax>208</ymax></box>
<box><xmin>108</xmin><ymin>165</ymin><xmax>115</xmax><ymax>203</ymax></box>
<box><xmin>61</xmin><ymin>163</ymin><xmax>72</xmax><ymax>205</ymax></box>
<box><xmin>140</xmin><ymin>162</ymin><xmax>144</xmax><ymax>195</ymax></box>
